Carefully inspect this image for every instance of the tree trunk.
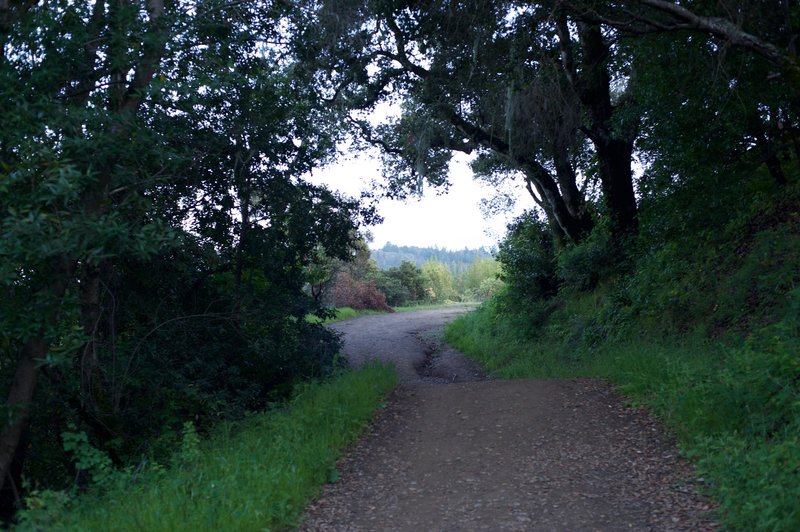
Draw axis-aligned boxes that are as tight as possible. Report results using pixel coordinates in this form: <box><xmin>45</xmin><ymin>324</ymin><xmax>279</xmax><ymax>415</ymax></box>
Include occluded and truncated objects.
<box><xmin>77</xmin><ymin>259</ymin><xmax>127</xmax><ymax>450</ymax></box>
<box><xmin>80</xmin><ymin>262</ymin><xmax>103</xmax><ymax>398</ymax></box>
<box><xmin>556</xmin><ymin>17</ymin><xmax>639</xmax><ymax>241</ymax></box>
<box><xmin>536</xmin><ymin>176</ymin><xmax>589</xmax><ymax>243</ymax></box>
<box><xmin>594</xmin><ymin>137</ymin><xmax>639</xmax><ymax>237</ymax></box>
<box><xmin>750</xmin><ymin>116</ymin><xmax>787</xmax><ymax>186</ymax></box>
<box><xmin>525</xmin><ymin>177</ymin><xmax>567</xmax><ymax>249</ymax></box>
<box><xmin>577</xmin><ymin>23</ymin><xmax>638</xmax><ymax>239</ymax></box>
<box><xmin>234</xmin><ymin>186</ymin><xmax>250</xmax><ymax>294</ymax></box>
<box><xmin>0</xmin><ymin>257</ymin><xmax>72</xmax><ymax>497</ymax></box>
<box><xmin>552</xmin><ymin>141</ymin><xmax>594</xmax><ymax>237</ymax></box>
<box><xmin>0</xmin><ymin>338</ymin><xmax>45</xmax><ymax>498</ymax></box>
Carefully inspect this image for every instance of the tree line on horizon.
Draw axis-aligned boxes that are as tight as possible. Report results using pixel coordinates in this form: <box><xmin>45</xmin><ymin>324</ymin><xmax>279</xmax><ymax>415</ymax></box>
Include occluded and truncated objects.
<box><xmin>370</xmin><ymin>242</ymin><xmax>494</xmax><ymax>274</ymax></box>
<box><xmin>313</xmin><ymin>239</ymin><xmax>502</xmax><ymax>309</ymax></box>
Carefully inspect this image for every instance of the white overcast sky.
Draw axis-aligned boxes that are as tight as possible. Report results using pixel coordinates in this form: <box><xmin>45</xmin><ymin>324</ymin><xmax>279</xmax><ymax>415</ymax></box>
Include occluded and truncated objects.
<box><xmin>307</xmin><ymin>149</ymin><xmax>529</xmax><ymax>251</ymax></box>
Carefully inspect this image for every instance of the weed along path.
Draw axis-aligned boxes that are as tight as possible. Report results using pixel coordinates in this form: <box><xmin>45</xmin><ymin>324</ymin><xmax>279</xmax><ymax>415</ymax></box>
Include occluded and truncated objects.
<box><xmin>302</xmin><ymin>307</ymin><xmax>715</xmax><ymax>531</ymax></box>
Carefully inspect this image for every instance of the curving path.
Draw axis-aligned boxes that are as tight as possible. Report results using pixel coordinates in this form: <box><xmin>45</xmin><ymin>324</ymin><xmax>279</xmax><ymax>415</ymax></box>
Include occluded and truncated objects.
<box><xmin>303</xmin><ymin>307</ymin><xmax>715</xmax><ymax>531</ymax></box>
<box><xmin>328</xmin><ymin>305</ymin><xmax>484</xmax><ymax>384</ymax></box>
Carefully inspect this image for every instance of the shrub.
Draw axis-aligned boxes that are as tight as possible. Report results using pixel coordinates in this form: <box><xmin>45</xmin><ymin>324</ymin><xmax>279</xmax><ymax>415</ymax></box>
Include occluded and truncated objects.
<box><xmin>496</xmin><ymin>212</ymin><xmax>558</xmax><ymax>302</ymax></box>
<box><xmin>373</xmin><ymin>273</ymin><xmax>412</xmax><ymax>306</ymax></box>
<box><xmin>330</xmin><ymin>272</ymin><xmax>393</xmax><ymax>312</ymax></box>
<box><xmin>556</xmin><ymin>227</ymin><xmax>618</xmax><ymax>292</ymax></box>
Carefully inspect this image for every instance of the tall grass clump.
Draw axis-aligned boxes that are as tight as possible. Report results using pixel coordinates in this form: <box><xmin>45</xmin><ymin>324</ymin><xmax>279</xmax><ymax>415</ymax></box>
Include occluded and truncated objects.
<box><xmin>18</xmin><ymin>363</ymin><xmax>397</xmax><ymax>531</ymax></box>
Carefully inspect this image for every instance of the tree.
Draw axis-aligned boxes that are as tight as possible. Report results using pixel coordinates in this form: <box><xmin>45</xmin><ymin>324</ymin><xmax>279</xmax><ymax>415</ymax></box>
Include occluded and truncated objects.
<box><xmin>296</xmin><ymin>1</ymin><xmax>646</xmax><ymax>243</ymax></box>
<box><xmin>553</xmin><ymin>10</ymin><xmax>639</xmax><ymax>239</ymax></box>
<box><xmin>0</xmin><ymin>0</ymin><xmax>370</xmax><ymax>508</ymax></box>
<box><xmin>0</xmin><ymin>0</ymin><xmax>176</xmax><ymax>496</ymax></box>
<box><xmin>568</xmin><ymin>0</ymin><xmax>800</xmax><ymax>106</ymax></box>
<box><xmin>377</xmin><ymin>260</ymin><xmax>427</xmax><ymax>305</ymax></box>
<box><xmin>421</xmin><ymin>260</ymin><xmax>454</xmax><ymax>302</ymax></box>
<box><xmin>460</xmin><ymin>258</ymin><xmax>502</xmax><ymax>301</ymax></box>
<box><xmin>581</xmin><ymin>1</ymin><xmax>800</xmax><ymax>189</ymax></box>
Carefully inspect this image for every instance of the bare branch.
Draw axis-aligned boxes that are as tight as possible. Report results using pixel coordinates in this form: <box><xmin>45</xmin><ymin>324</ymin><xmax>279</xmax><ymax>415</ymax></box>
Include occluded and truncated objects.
<box><xmin>524</xmin><ymin>177</ymin><xmax>546</xmax><ymax>208</ymax></box>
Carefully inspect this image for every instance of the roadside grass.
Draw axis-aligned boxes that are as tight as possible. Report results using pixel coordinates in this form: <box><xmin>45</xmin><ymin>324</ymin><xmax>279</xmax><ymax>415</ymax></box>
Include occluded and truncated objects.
<box><xmin>394</xmin><ymin>301</ymin><xmax>477</xmax><ymax>313</ymax></box>
<box><xmin>306</xmin><ymin>303</ymin><xmax>477</xmax><ymax>324</ymax></box>
<box><xmin>20</xmin><ymin>363</ymin><xmax>397</xmax><ymax>531</ymax></box>
<box><xmin>445</xmin><ymin>304</ymin><xmax>800</xmax><ymax>530</ymax></box>
<box><xmin>305</xmin><ymin>306</ymin><xmax>386</xmax><ymax>324</ymax></box>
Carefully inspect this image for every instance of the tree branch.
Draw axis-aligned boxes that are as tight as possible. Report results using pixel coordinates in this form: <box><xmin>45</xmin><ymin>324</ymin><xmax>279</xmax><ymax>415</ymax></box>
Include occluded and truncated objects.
<box><xmin>381</xmin><ymin>14</ymin><xmax>430</xmax><ymax>79</ymax></box>
<box><xmin>638</xmin><ymin>0</ymin><xmax>786</xmax><ymax>65</ymax></box>
<box><xmin>524</xmin><ymin>177</ymin><xmax>546</xmax><ymax>209</ymax></box>
<box><xmin>120</xmin><ymin>0</ymin><xmax>168</xmax><ymax>114</ymax></box>
<box><xmin>566</xmin><ymin>0</ymin><xmax>799</xmax><ymax>79</ymax></box>
<box><xmin>346</xmin><ymin>116</ymin><xmax>404</xmax><ymax>156</ymax></box>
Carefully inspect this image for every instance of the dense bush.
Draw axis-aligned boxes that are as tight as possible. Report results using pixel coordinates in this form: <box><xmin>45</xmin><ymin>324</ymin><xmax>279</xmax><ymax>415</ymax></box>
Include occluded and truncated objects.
<box><xmin>373</xmin><ymin>261</ymin><xmax>427</xmax><ymax>307</ymax></box>
<box><xmin>18</xmin><ymin>228</ymin><xmax>353</xmax><ymax>495</ymax></box>
<box><xmin>373</xmin><ymin>273</ymin><xmax>412</xmax><ymax>307</ymax></box>
<box><xmin>496</xmin><ymin>213</ymin><xmax>558</xmax><ymax>302</ymax></box>
<box><xmin>555</xmin><ymin>226</ymin><xmax>619</xmax><ymax>293</ymax></box>
<box><xmin>330</xmin><ymin>272</ymin><xmax>393</xmax><ymax>312</ymax></box>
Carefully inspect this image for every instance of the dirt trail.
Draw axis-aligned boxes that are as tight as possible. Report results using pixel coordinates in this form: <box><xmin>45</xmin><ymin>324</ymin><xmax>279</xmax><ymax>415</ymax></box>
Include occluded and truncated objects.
<box><xmin>302</xmin><ymin>307</ymin><xmax>715</xmax><ymax>531</ymax></box>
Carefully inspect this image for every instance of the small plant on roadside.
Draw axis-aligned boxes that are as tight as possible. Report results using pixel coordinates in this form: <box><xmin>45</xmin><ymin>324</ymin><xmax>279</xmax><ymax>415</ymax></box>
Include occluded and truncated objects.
<box><xmin>61</xmin><ymin>426</ymin><xmax>115</xmax><ymax>488</ymax></box>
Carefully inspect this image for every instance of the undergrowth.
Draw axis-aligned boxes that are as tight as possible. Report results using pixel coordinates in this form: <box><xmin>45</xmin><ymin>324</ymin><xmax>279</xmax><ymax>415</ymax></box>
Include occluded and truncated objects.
<box><xmin>17</xmin><ymin>363</ymin><xmax>397</xmax><ymax>531</ymax></box>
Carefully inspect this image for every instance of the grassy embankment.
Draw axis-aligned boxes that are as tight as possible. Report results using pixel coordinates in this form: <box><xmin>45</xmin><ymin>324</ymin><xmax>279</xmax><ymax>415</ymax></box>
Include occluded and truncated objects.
<box><xmin>19</xmin><ymin>364</ymin><xmax>397</xmax><ymax>531</ymax></box>
<box><xmin>446</xmin><ymin>177</ymin><xmax>800</xmax><ymax>530</ymax></box>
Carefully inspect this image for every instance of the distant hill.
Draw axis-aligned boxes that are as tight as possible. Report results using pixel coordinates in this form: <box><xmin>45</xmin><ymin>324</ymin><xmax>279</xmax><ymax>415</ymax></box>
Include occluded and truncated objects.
<box><xmin>371</xmin><ymin>243</ymin><xmax>494</xmax><ymax>274</ymax></box>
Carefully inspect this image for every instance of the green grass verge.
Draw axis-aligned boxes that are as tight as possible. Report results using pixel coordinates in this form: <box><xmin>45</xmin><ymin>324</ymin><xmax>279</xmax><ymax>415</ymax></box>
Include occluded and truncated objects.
<box><xmin>393</xmin><ymin>302</ymin><xmax>477</xmax><ymax>313</ymax></box>
<box><xmin>305</xmin><ymin>306</ymin><xmax>386</xmax><ymax>324</ymax></box>
<box><xmin>305</xmin><ymin>303</ymin><xmax>476</xmax><ymax>324</ymax></box>
<box><xmin>22</xmin><ymin>363</ymin><xmax>397</xmax><ymax>531</ymax></box>
<box><xmin>445</xmin><ymin>303</ymin><xmax>800</xmax><ymax>530</ymax></box>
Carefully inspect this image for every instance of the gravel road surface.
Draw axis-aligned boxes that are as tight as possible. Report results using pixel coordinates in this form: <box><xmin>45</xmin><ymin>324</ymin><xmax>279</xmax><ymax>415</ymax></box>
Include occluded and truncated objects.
<box><xmin>302</xmin><ymin>307</ymin><xmax>715</xmax><ymax>531</ymax></box>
